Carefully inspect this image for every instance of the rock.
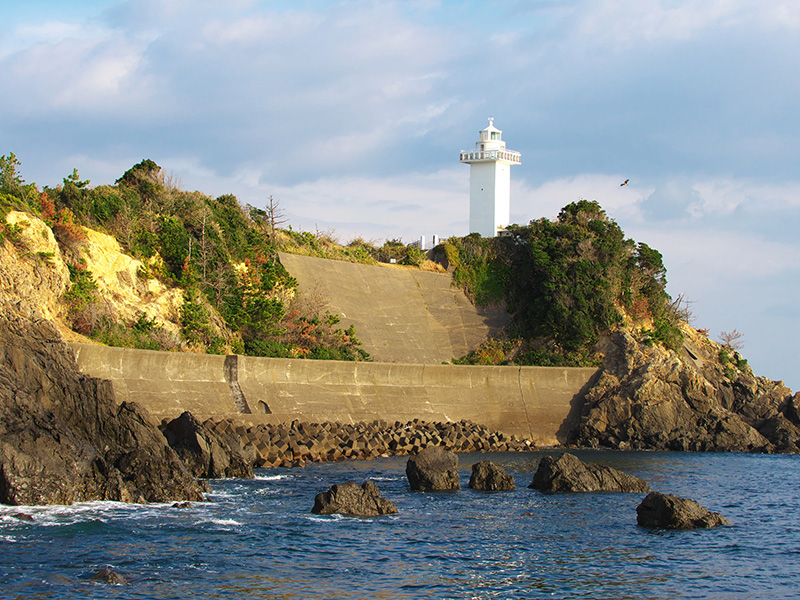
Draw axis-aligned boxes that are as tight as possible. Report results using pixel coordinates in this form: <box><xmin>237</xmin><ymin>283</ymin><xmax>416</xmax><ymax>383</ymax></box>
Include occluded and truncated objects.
<box><xmin>90</xmin><ymin>568</ymin><xmax>128</xmax><ymax>585</ymax></box>
<box><xmin>529</xmin><ymin>453</ymin><xmax>650</xmax><ymax>493</ymax></box>
<box><xmin>172</xmin><ymin>502</ymin><xmax>193</xmax><ymax>508</ymax></box>
<box><xmin>161</xmin><ymin>412</ymin><xmax>253</xmax><ymax>479</ymax></box>
<box><xmin>636</xmin><ymin>492</ymin><xmax>731</xmax><ymax>529</ymax></box>
<box><xmin>311</xmin><ymin>481</ymin><xmax>398</xmax><ymax>517</ymax></box>
<box><xmin>570</xmin><ymin>328</ymin><xmax>800</xmax><ymax>453</ymax></box>
<box><xmin>406</xmin><ymin>446</ymin><xmax>460</xmax><ymax>491</ymax></box>
<box><xmin>8</xmin><ymin>512</ymin><xmax>34</xmax><ymax>521</ymax></box>
<box><xmin>468</xmin><ymin>460</ymin><xmax>515</xmax><ymax>491</ymax></box>
<box><xmin>0</xmin><ymin>314</ymin><xmax>207</xmax><ymax>506</ymax></box>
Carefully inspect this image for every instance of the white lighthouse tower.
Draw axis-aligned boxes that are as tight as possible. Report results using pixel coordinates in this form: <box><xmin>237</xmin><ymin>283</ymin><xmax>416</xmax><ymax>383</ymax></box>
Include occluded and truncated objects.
<box><xmin>460</xmin><ymin>118</ymin><xmax>521</xmax><ymax>237</ymax></box>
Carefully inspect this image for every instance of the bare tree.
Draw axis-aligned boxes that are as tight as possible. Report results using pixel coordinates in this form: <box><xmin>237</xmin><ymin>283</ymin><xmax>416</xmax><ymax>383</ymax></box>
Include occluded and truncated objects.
<box><xmin>718</xmin><ymin>329</ymin><xmax>745</xmax><ymax>350</ymax></box>
<box><xmin>248</xmin><ymin>196</ymin><xmax>287</xmax><ymax>246</ymax></box>
<box><xmin>269</xmin><ymin>195</ymin><xmax>288</xmax><ymax>242</ymax></box>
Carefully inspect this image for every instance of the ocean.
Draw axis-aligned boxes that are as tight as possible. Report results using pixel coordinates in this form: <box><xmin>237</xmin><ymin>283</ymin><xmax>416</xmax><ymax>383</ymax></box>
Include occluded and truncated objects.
<box><xmin>1</xmin><ymin>450</ymin><xmax>798</xmax><ymax>599</ymax></box>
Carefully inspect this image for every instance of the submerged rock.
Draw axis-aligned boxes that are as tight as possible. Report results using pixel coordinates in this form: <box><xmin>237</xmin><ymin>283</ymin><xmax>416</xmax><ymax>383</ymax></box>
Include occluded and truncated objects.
<box><xmin>406</xmin><ymin>446</ymin><xmax>460</xmax><ymax>491</ymax></box>
<box><xmin>0</xmin><ymin>314</ymin><xmax>206</xmax><ymax>506</ymax></box>
<box><xmin>161</xmin><ymin>411</ymin><xmax>253</xmax><ymax>479</ymax></box>
<box><xmin>529</xmin><ymin>453</ymin><xmax>650</xmax><ymax>493</ymax></box>
<box><xmin>312</xmin><ymin>481</ymin><xmax>398</xmax><ymax>517</ymax></box>
<box><xmin>468</xmin><ymin>460</ymin><xmax>515</xmax><ymax>491</ymax></box>
<box><xmin>90</xmin><ymin>568</ymin><xmax>128</xmax><ymax>585</ymax></box>
<box><xmin>636</xmin><ymin>492</ymin><xmax>731</xmax><ymax>529</ymax></box>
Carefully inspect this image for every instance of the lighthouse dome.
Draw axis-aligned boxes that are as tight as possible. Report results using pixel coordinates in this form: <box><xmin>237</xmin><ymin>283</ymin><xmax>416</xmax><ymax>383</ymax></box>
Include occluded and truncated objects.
<box><xmin>479</xmin><ymin>117</ymin><xmax>502</xmax><ymax>142</ymax></box>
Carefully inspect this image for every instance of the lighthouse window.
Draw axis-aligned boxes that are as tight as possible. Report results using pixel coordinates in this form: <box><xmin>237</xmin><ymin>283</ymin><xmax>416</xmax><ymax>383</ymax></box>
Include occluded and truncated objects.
<box><xmin>491</xmin><ymin>132</ymin><xmax>500</xmax><ymax>140</ymax></box>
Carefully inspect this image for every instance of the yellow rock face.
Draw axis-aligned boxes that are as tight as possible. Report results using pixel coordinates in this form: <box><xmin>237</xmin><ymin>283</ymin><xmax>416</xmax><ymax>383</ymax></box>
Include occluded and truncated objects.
<box><xmin>79</xmin><ymin>227</ymin><xmax>184</xmax><ymax>335</ymax></box>
<box><xmin>1</xmin><ymin>211</ymin><xmax>70</xmax><ymax>322</ymax></box>
<box><xmin>1</xmin><ymin>211</ymin><xmax>185</xmax><ymax>338</ymax></box>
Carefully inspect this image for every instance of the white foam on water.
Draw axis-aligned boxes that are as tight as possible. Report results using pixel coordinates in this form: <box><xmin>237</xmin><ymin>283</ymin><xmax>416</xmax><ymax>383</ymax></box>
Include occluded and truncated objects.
<box><xmin>254</xmin><ymin>474</ymin><xmax>289</xmax><ymax>481</ymax></box>
<box><xmin>0</xmin><ymin>500</ymin><xmax>187</xmax><ymax>529</ymax></box>
<box><xmin>204</xmin><ymin>518</ymin><xmax>243</xmax><ymax>527</ymax></box>
<box><xmin>205</xmin><ymin>490</ymin><xmax>235</xmax><ymax>500</ymax></box>
<box><xmin>305</xmin><ymin>513</ymin><xmax>347</xmax><ymax>523</ymax></box>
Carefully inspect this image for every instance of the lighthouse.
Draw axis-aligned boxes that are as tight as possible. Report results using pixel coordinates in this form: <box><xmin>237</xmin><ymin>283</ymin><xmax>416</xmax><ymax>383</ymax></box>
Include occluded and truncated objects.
<box><xmin>460</xmin><ymin>118</ymin><xmax>521</xmax><ymax>237</ymax></box>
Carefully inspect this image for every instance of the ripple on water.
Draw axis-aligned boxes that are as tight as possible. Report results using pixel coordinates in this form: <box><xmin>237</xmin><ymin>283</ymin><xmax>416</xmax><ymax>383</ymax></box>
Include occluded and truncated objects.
<box><xmin>1</xmin><ymin>451</ymin><xmax>799</xmax><ymax>599</ymax></box>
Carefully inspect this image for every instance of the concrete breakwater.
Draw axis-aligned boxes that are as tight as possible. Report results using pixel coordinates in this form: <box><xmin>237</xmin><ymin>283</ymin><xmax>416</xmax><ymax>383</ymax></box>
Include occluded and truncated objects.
<box><xmin>204</xmin><ymin>418</ymin><xmax>532</xmax><ymax>468</ymax></box>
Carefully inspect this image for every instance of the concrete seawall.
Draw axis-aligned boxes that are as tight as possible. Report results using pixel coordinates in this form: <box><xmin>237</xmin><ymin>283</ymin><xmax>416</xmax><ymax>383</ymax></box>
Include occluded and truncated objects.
<box><xmin>70</xmin><ymin>343</ymin><xmax>599</xmax><ymax>445</ymax></box>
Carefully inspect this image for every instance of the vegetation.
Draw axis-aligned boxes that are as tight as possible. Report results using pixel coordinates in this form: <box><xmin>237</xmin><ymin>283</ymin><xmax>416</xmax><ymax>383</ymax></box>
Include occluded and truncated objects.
<box><xmin>1</xmin><ymin>155</ymin><xmax>370</xmax><ymax>361</ymax></box>
<box><xmin>446</xmin><ymin>199</ymin><xmax>685</xmax><ymax>366</ymax></box>
<box><xmin>2</xmin><ymin>153</ymin><xmax>697</xmax><ymax>368</ymax></box>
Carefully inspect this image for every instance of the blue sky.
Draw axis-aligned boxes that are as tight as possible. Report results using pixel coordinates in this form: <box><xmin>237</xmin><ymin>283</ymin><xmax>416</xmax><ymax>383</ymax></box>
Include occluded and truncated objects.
<box><xmin>1</xmin><ymin>0</ymin><xmax>799</xmax><ymax>390</ymax></box>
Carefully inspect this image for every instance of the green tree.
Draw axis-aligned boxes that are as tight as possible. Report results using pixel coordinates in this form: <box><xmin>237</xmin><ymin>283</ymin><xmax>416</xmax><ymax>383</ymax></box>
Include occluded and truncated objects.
<box><xmin>158</xmin><ymin>216</ymin><xmax>191</xmax><ymax>279</ymax></box>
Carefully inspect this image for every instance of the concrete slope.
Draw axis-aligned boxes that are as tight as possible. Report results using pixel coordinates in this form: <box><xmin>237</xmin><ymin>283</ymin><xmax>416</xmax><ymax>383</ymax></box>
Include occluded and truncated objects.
<box><xmin>278</xmin><ymin>252</ymin><xmax>508</xmax><ymax>364</ymax></box>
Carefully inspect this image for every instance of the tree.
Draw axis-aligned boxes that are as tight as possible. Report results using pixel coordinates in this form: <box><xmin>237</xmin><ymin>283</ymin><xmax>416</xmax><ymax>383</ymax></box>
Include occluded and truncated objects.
<box><xmin>249</xmin><ymin>195</ymin><xmax>286</xmax><ymax>245</ymax></box>
<box><xmin>0</xmin><ymin>152</ymin><xmax>24</xmax><ymax>194</ymax></box>
<box><xmin>719</xmin><ymin>329</ymin><xmax>745</xmax><ymax>350</ymax></box>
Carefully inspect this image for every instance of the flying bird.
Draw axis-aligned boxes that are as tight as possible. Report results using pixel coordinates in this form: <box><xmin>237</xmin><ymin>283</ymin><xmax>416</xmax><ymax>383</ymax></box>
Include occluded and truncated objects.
<box><xmin>620</xmin><ymin>179</ymin><xmax>629</xmax><ymax>187</ymax></box>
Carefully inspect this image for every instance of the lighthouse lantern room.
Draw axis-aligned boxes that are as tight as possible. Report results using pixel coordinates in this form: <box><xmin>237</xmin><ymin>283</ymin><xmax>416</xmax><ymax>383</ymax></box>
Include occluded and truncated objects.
<box><xmin>459</xmin><ymin>118</ymin><xmax>521</xmax><ymax>237</ymax></box>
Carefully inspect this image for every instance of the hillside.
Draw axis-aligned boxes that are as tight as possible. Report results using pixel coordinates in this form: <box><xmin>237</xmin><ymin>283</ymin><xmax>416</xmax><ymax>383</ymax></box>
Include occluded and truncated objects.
<box><xmin>2</xmin><ymin>153</ymin><xmax>799</xmax><ymax>453</ymax></box>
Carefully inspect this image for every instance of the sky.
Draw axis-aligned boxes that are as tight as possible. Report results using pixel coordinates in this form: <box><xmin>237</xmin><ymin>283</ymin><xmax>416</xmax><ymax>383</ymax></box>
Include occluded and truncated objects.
<box><xmin>1</xmin><ymin>0</ymin><xmax>799</xmax><ymax>391</ymax></box>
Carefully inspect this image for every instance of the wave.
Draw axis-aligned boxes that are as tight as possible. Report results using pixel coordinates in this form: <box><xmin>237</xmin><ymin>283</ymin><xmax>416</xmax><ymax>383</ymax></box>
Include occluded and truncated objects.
<box><xmin>254</xmin><ymin>474</ymin><xmax>290</xmax><ymax>481</ymax></box>
<box><xmin>203</xmin><ymin>518</ymin><xmax>243</xmax><ymax>527</ymax></box>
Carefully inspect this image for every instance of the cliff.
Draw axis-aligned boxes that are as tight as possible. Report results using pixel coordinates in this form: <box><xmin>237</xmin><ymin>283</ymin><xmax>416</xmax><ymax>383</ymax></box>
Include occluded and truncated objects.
<box><xmin>571</xmin><ymin>324</ymin><xmax>800</xmax><ymax>452</ymax></box>
<box><xmin>0</xmin><ymin>217</ymin><xmax>206</xmax><ymax>505</ymax></box>
<box><xmin>1</xmin><ymin>210</ymin><xmax>186</xmax><ymax>343</ymax></box>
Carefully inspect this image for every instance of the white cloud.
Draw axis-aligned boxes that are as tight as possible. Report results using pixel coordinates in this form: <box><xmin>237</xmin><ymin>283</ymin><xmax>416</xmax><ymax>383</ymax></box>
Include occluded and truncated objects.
<box><xmin>637</xmin><ymin>227</ymin><xmax>798</xmax><ymax>290</ymax></box>
<box><xmin>511</xmin><ymin>174</ymin><xmax>652</xmax><ymax>225</ymax></box>
<box><xmin>570</xmin><ymin>0</ymin><xmax>800</xmax><ymax>51</ymax></box>
<box><xmin>690</xmin><ymin>179</ymin><xmax>800</xmax><ymax>216</ymax></box>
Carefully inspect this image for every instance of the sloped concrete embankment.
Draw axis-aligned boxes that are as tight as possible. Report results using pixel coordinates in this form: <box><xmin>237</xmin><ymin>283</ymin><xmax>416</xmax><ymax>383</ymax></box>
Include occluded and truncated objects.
<box><xmin>277</xmin><ymin>253</ymin><xmax>509</xmax><ymax>364</ymax></box>
<box><xmin>70</xmin><ymin>344</ymin><xmax>599</xmax><ymax>446</ymax></box>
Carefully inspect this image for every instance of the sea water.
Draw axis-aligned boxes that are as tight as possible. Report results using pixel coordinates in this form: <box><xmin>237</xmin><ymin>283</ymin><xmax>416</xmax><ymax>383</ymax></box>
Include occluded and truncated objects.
<box><xmin>1</xmin><ymin>450</ymin><xmax>799</xmax><ymax>599</ymax></box>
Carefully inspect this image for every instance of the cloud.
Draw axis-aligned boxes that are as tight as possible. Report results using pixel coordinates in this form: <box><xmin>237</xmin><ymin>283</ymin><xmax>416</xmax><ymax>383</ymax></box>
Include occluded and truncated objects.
<box><xmin>569</xmin><ymin>0</ymin><xmax>800</xmax><ymax>50</ymax></box>
<box><xmin>2</xmin><ymin>0</ymin><xmax>800</xmax><ymax>389</ymax></box>
<box><xmin>510</xmin><ymin>174</ymin><xmax>651</xmax><ymax>225</ymax></box>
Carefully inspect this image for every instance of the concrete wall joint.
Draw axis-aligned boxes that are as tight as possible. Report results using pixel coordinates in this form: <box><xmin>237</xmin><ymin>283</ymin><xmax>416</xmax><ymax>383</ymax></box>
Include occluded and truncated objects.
<box><xmin>517</xmin><ymin>366</ymin><xmax>535</xmax><ymax>441</ymax></box>
<box><xmin>224</xmin><ymin>354</ymin><xmax>253</xmax><ymax>414</ymax></box>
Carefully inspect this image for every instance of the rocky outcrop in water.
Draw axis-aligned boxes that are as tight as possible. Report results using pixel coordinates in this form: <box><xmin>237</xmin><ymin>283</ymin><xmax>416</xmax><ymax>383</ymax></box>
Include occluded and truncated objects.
<box><xmin>312</xmin><ymin>481</ymin><xmax>398</xmax><ymax>517</ymax></box>
<box><xmin>468</xmin><ymin>460</ymin><xmax>515</xmax><ymax>491</ymax></box>
<box><xmin>161</xmin><ymin>412</ymin><xmax>253</xmax><ymax>479</ymax></box>
<box><xmin>636</xmin><ymin>492</ymin><xmax>731</xmax><ymax>529</ymax></box>
<box><xmin>529</xmin><ymin>452</ymin><xmax>650</xmax><ymax>493</ymax></box>
<box><xmin>90</xmin><ymin>568</ymin><xmax>129</xmax><ymax>585</ymax></box>
<box><xmin>406</xmin><ymin>446</ymin><xmax>460</xmax><ymax>491</ymax></box>
<box><xmin>571</xmin><ymin>328</ymin><xmax>800</xmax><ymax>453</ymax></box>
<box><xmin>0</xmin><ymin>313</ymin><xmax>206</xmax><ymax>505</ymax></box>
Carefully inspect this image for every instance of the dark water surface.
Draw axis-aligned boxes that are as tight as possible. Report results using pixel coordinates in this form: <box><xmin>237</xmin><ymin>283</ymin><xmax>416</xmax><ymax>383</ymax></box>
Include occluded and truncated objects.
<box><xmin>1</xmin><ymin>450</ymin><xmax>799</xmax><ymax>599</ymax></box>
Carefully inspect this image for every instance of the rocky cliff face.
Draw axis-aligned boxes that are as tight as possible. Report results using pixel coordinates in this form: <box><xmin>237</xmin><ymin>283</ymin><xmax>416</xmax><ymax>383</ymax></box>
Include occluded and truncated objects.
<box><xmin>78</xmin><ymin>226</ymin><xmax>185</xmax><ymax>336</ymax></box>
<box><xmin>0</xmin><ymin>311</ymin><xmax>207</xmax><ymax>505</ymax></box>
<box><xmin>1</xmin><ymin>211</ymin><xmax>70</xmax><ymax>325</ymax></box>
<box><xmin>2</xmin><ymin>210</ymin><xmax>186</xmax><ymax>341</ymax></box>
<box><xmin>0</xmin><ymin>221</ymin><xmax>207</xmax><ymax>505</ymax></box>
<box><xmin>571</xmin><ymin>326</ymin><xmax>799</xmax><ymax>452</ymax></box>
